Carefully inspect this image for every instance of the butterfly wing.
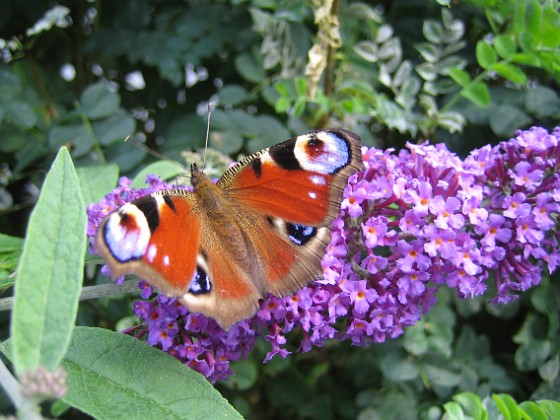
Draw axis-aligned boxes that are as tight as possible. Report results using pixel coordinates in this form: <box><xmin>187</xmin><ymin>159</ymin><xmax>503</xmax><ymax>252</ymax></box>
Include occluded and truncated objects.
<box><xmin>95</xmin><ymin>191</ymin><xmax>202</xmax><ymax>296</ymax></box>
<box><xmin>219</xmin><ymin>129</ymin><xmax>363</xmax><ymax>296</ymax></box>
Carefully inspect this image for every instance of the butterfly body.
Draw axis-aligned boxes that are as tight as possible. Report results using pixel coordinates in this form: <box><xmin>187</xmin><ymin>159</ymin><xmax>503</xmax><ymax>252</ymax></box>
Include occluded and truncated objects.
<box><xmin>95</xmin><ymin>129</ymin><xmax>363</xmax><ymax>329</ymax></box>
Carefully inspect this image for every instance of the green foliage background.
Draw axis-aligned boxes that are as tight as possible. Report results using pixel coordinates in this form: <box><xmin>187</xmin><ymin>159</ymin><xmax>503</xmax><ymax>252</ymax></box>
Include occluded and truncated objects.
<box><xmin>0</xmin><ymin>0</ymin><xmax>559</xmax><ymax>418</ymax></box>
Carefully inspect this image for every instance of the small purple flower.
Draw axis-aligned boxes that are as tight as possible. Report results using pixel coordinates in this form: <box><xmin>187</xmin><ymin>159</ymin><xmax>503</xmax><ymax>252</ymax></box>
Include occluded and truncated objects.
<box><xmin>341</xmin><ymin>181</ymin><xmax>369</xmax><ymax>217</ymax></box>
<box><xmin>485</xmin><ymin>216</ymin><xmax>512</xmax><ymax>249</ymax></box>
<box><xmin>430</xmin><ymin>196</ymin><xmax>464</xmax><ymax>229</ymax></box>
<box><xmin>503</xmin><ymin>192</ymin><xmax>531</xmax><ymax>219</ymax></box>
<box><xmin>511</xmin><ymin>161</ymin><xmax>543</xmax><ymax>190</ymax></box>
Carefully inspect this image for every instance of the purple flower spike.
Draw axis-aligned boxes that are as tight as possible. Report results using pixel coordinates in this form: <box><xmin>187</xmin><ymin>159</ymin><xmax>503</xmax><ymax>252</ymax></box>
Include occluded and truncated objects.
<box><xmin>87</xmin><ymin>126</ymin><xmax>560</xmax><ymax>382</ymax></box>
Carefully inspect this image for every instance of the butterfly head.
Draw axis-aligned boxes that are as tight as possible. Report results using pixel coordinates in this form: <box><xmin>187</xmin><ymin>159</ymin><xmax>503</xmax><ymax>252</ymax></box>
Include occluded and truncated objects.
<box><xmin>190</xmin><ymin>163</ymin><xmax>209</xmax><ymax>189</ymax></box>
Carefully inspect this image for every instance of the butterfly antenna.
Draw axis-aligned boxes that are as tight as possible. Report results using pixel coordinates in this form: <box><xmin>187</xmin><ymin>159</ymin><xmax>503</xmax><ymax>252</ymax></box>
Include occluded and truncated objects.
<box><xmin>125</xmin><ymin>135</ymin><xmax>171</xmax><ymax>162</ymax></box>
<box><xmin>203</xmin><ymin>102</ymin><xmax>214</xmax><ymax>169</ymax></box>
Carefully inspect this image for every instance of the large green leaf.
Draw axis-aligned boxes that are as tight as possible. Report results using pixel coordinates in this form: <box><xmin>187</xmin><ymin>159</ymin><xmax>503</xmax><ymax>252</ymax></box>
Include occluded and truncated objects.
<box><xmin>11</xmin><ymin>147</ymin><xmax>86</xmax><ymax>375</ymax></box>
<box><xmin>61</xmin><ymin>327</ymin><xmax>242</xmax><ymax>419</ymax></box>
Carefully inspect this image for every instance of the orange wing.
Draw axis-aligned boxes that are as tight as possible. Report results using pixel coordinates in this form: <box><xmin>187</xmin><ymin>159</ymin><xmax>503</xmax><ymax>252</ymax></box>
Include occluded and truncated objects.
<box><xmin>95</xmin><ymin>192</ymin><xmax>202</xmax><ymax>296</ymax></box>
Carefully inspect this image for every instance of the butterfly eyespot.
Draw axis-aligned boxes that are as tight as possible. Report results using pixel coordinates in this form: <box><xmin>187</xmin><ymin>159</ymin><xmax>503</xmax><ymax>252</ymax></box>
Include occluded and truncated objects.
<box><xmin>307</xmin><ymin>137</ymin><xmax>322</xmax><ymax>148</ymax></box>
<box><xmin>287</xmin><ymin>223</ymin><xmax>317</xmax><ymax>246</ymax></box>
<box><xmin>188</xmin><ymin>266</ymin><xmax>212</xmax><ymax>295</ymax></box>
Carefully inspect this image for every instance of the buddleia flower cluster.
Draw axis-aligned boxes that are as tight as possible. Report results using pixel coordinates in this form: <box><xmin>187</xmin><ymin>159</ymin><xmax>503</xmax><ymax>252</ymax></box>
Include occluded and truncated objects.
<box><xmin>87</xmin><ymin>126</ymin><xmax>560</xmax><ymax>383</ymax></box>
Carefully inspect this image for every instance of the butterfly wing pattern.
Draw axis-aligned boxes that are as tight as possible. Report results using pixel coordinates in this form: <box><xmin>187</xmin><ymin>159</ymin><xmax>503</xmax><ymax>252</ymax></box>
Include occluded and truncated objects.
<box><xmin>95</xmin><ymin>128</ymin><xmax>363</xmax><ymax>329</ymax></box>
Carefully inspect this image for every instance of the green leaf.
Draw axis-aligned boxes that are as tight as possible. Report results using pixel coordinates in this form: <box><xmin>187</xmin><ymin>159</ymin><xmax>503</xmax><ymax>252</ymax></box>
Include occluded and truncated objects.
<box><xmin>50</xmin><ymin>399</ymin><xmax>71</xmax><ymax>417</ymax></box>
<box><xmin>416</xmin><ymin>43</ymin><xmax>439</xmax><ymax>63</ymax></box>
<box><xmin>210</xmin><ymin>130</ymin><xmax>244</xmax><ymax>155</ymax></box>
<box><xmin>224</xmin><ymin>359</ymin><xmax>258</xmax><ymax>391</ymax></box>
<box><xmin>49</xmin><ymin>124</ymin><xmax>93</xmax><ymax>158</ymax></box>
<box><xmin>0</xmin><ymin>233</ymin><xmax>23</xmax><ymax>260</ymax></box>
<box><xmin>416</xmin><ymin>62</ymin><xmax>437</xmax><ymax>82</ymax></box>
<box><xmin>423</xmin><ymin>20</ymin><xmax>443</xmax><ymax>44</ymax></box>
<box><xmin>541</xmin><ymin>8</ymin><xmax>560</xmax><ymax>48</ymax></box>
<box><xmin>275</xmin><ymin>97</ymin><xmax>291</xmax><ymax>113</ymax></box>
<box><xmin>81</xmin><ymin>83</ymin><xmax>121</xmax><ymax>120</ymax></box>
<box><xmin>380</xmin><ymin>352</ymin><xmax>419</xmax><ymax>381</ymax></box>
<box><xmin>515</xmin><ymin>341</ymin><xmax>551</xmax><ymax>371</ymax></box>
<box><xmin>0</xmin><ymin>233</ymin><xmax>23</xmax><ymax>287</ymax></box>
<box><xmin>494</xmin><ymin>35</ymin><xmax>516</xmax><ymax>59</ymax></box>
<box><xmin>77</xmin><ymin>164</ymin><xmax>119</xmax><ymax>205</ymax></box>
<box><xmin>354</xmin><ymin>41</ymin><xmax>378</xmax><ymax>62</ymax></box>
<box><xmin>11</xmin><ymin>147</ymin><xmax>86</xmax><ymax>375</ymax></box>
<box><xmin>62</xmin><ymin>327</ymin><xmax>242</xmax><ymax>419</ymax></box>
<box><xmin>403</xmin><ymin>324</ymin><xmax>428</xmax><ymax>356</ymax></box>
<box><xmin>537</xmin><ymin>400</ymin><xmax>560</xmax><ymax>419</ymax></box>
<box><xmin>234</xmin><ymin>53</ymin><xmax>266</xmax><ymax>83</ymax></box>
<box><xmin>538</xmin><ymin>355</ymin><xmax>559</xmax><ymax>382</ymax></box>
<box><xmin>218</xmin><ymin>84</ymin><xmax>249</xmax><ymax>106</ymax></box>
<box><xmin>524</xmin><ymin>0</ymin><xmax>542</xmax><ymax>45</ymax></box>
<box><xmin>393</xmin><ymin>61</ymin><xmax>412</xmax><ymax>88</ymax></box>
<box><xmin>511</xmin><ymin>52</ymin><xmax>540</xmax><ymax>67</ymax></box>
<box><xmin>519</xmin><ymin>401</ymin><xmax>548</xmax><ymax>420</ymax></box>
<box><xmin>476</xmin><ymin>41</ymin><xmax>497</xmax><ymax>69</ymax></box>
<box><xmin>526</xmin><ymin>86</ymin><xmax>560</xmax><ymax>116</ymax></box>
<box><xmin>461</xmin><ymin>82</ymin><xmax>490</xmax><ymax>108</ymax></box>
<box><xmin>489</xmin><ymin>105</ymin><xmax>531</xmax><ymax>137</ymax></box>
<box><xmin>424</xmin><ymin>364</ymin><xmax>461</xmax><ymax>388</ymax></box>
<box><xmin>131</xmin><ymin>160</ymin><xmax>186</xmax><ymax>189</ymax></box>
<box><xmin>295</xmin><ymin>77</ymin><xmax>307</xmax><ymax>96</ymax></box>
<box><xmin>453</xmin><ymin>393</ymin><xmax>484</xmax><ymax>420</ymax></box>
<box><xmin>443</xmin><ymin>401</ymin><xmax>465</xmax><ymax>419</ymax></box>
<box><xmin>493</xmin><ymin>394</ymin><xmax>521</xmax><ymax>420</ymax></box>
<box><xmin>247</xmin><ymin>115</ymin><xmax>291</xmax><ymax>153</ymax></box>
<box><xmin>6</xmin><ymin>102</ymin><xmax>37</xmax><ymax>129</ymax></box>
<box><xmin>438</xmin><ymin>111</ymin><xmax>466</xmax><ymax>133</ymax></box>
<box><xmin>106</xmin><ymin>141</ymin><xmax>147</xmax><ymax>173</ymax></box>
<box><xmin>490</xmin><ymin>63</ymin><xmax>527</xmax><ymax>84</ymax></box>
<box><xmin>291</xmin><ymin>97</ymin><xmax>306</xmax><ymax>116</ymax></box>
<box><xmin>92</xmin><ymin>109</ymin><xmax>136</xmax><ymax>146</ymax></box>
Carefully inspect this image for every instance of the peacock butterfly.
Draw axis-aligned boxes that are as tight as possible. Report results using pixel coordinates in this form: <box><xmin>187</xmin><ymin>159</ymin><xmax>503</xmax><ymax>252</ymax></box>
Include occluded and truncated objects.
<box><xmin>95</xmin><ymin>129</ymin><xmax>363</xmax><ymax>329</ymax></box>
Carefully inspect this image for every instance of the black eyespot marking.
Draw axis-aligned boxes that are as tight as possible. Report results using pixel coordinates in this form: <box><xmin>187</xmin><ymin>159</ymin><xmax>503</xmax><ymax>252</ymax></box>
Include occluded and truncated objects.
<box><xmin>134</xmin><ymin>196</ymin><xmax>159</xmax><ymax>233</ymax></box>
<box><xmin>163</xmin><ymin>195</ymin><xmax>176</xmax><ymax>213</ymax></box>
<box><xmin>188</xmin><ymin>266</ymin><xmax>212</xmax><ymax>295</ymax></box>
<box><xmin>307</xmin><ymin>137</ymin><xmax>321</xmax><ymax>147</ymax></box>
<box><xmin>269</xmin><ymin>138</ymin><xmax>302</xmax><ymax>170</ymax></box>
<box><xmin>305</xmin><ymin>137</ymin><xmax>326</xmax><ymax>157</ymax></box>
<box><xmin>119</xmin><ymin>212</ymin><xmax>131</xmax><ymax>224</ymax></box>
<box><xmin>265</xmin><ymin>216</ymin><xmax>275</xmax><ymax>227</ymax></box>
<box><xmin>250</xmin><ymin>158</ymin><xmax>263</xmax><ymax>178</ymax></box>
<box><xmin>287</xmin><ymin>223</ymin><xmax>317</xmax><ymax>246</ymax></box>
